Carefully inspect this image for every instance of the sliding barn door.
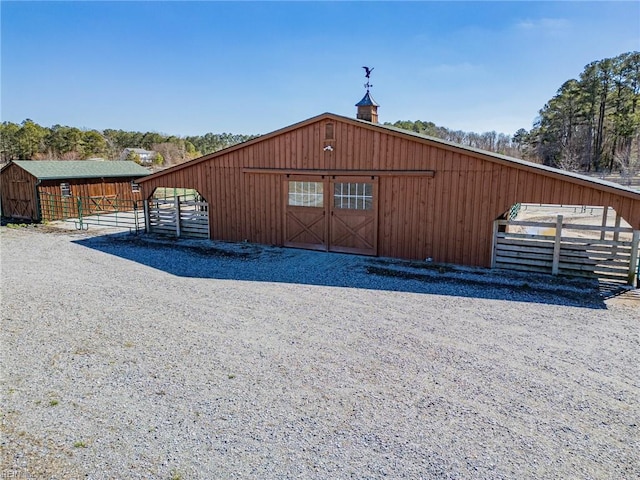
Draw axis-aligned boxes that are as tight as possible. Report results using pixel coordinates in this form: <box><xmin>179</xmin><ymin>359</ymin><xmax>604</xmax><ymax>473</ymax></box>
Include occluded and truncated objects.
<box><xmin>283</xmin><ymin>175</ymin><xmax>379</xmax><ymax>255</ymax></box>
<box><xmin>284</xmin><ymin>177</ymin><xmax>327</xmax><ymax>251</ymax></box>
<box><xmin>329</xmin><ymin>177</ymin><xmax>378</xmax><ymax>255</ymax></box>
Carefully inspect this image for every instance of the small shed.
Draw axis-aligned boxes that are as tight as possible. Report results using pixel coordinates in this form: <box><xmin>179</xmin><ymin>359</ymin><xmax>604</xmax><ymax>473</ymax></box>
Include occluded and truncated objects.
<box><xmin>136</xmin><ymin>99</ymin><xmax>640</xmax><ymax>284</ymax></box>
<box><xmin>0</xmin><ymin>160</ymin><xmax>150</xmax><ymax>221</ymax></box>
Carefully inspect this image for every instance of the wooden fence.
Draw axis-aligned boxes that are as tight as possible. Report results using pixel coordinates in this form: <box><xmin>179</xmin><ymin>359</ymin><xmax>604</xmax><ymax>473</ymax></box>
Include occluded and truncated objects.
<box><xmin>492</xmin><ymin>216</ymin><xmax>640</xmax><ymax>285</ymax></box>
<box><xmin>146</xmin><ymin>195</ymin><xmax>209</xmax><ymax>239</ymax></box>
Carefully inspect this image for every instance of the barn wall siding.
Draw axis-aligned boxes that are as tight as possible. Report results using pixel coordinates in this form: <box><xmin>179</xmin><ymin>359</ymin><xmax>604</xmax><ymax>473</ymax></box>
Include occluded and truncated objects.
<box><xmin>0</xmin><ymin>163</ymin><xmax>38</xmax><ymax>220</ymax></box>
<box><xmin>139</xmin><ymin>115</ymin><xmax>640</xmax><ymax>268</ymax></box>
<box><xmin>37</xmin><ymin>178</ymin><xmax>143</xmax><ymax>202</ymax></box>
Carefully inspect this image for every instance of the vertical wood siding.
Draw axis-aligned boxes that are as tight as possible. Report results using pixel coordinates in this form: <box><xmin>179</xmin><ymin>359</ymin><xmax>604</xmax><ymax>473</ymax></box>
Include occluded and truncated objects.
<box><xmin>0</xmin><ymin>164</ymin><xmax>38</xmax><ymax>220</ymax></box>
<box><xmin>37</xmin><ymin>178</ymin><xmax>143</xmax><ymax>202</ymax></box>
<box><xmin>139</xmin><ymin>115</ymin><xmax>640</xmax><ymax>268</ymax></box>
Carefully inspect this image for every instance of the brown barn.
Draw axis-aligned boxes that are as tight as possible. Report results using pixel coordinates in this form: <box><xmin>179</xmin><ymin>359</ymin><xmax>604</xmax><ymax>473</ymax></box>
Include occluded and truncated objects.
<box><xmin>0</xmin><ymin>160</ymin><xmax>150</xmax><ymax>221</ymax></box>
<box><xmin>137</xmin><ymin>99</ymin><xmax>640</xmax><ymax>283</ymax></box>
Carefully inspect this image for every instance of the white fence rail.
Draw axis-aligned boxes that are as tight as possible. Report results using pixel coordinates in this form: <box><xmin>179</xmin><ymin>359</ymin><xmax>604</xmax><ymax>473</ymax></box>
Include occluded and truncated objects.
<box><xmin>146</xmin><ymin>195</ymin><xmax>209</xmax><ymax>239</ymax></box>
<box><xmin>492</xmin><ymin>216</ymin><xmax>640</xmax><ymax>285</ymax></box>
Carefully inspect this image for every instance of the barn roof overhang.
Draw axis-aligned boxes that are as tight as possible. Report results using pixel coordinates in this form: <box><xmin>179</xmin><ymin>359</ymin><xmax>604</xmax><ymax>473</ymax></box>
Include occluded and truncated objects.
<box><xmin>137</xmin><ymin>112</ymin><xmax>640</xmax><ymax>205</ymax></box>
<box><xmin>2</xmin><ymin>160</ymin><xmax>151</xmax><ymax>181</ymax></box>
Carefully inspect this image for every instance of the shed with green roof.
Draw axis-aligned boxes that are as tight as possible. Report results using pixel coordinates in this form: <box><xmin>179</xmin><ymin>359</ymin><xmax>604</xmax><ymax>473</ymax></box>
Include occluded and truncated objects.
<box><xmin>1</xmin><ymin>160</ymin><xmax>149</xmax><ymax>221</ymax></box>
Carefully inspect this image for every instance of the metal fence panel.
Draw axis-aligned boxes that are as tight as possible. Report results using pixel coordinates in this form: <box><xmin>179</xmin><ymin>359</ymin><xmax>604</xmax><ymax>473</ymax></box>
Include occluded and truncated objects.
<box><xmin>39</xmin><ymin>192</ymin><xmax>144</xmax><ymax>232</ymax></box>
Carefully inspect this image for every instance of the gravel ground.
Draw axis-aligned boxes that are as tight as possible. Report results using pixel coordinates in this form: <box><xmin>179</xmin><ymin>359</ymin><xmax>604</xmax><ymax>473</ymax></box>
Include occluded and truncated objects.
<box><xmin>1</xmin><ymin>225</ymin><xmax>638</xmax><ymax>479</ymax></box>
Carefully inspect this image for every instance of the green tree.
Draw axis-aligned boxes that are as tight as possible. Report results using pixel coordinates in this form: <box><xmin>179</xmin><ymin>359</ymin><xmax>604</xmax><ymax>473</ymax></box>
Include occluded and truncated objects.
<box><xmin>46</xmin><ymin>125</ymin><xmax>83</xmax><ymax>158</ymax></box>
<box><xmin>126</xmin><ymin>150</ymin><xmax>142</xmax><ymax>164</ymax></box>
<box><xmin>141</xmin><ymin>132</ymin><xmax>165</xmax><ymax>150</ymax></box>
<box><xmin>81</xmin><ymin>130</ymin><xmax>107</xmax><ymax>159</ymax></box>
<box><xmin>0</xmin><ymin>121</ymin><xmax>21</xmax><ymax>162</ymax></box>
<box><xmin>16</xmin><ymin>119</ymin><xmax>47</xmax><ymax>159</ymax></box>
<box><xmin>184</xmin><ymin>140</ymin><xmax>199</xmax><ymax>159</ymax></box>
<box><xmin>527</xmin><ymin>51</ymin><xmax>640</xmax><ymax>172</ymax></box>
<box><xmin>153</xmin><ymin>152</ymin><xmax>164</xmax><ymax>165</ymax></box>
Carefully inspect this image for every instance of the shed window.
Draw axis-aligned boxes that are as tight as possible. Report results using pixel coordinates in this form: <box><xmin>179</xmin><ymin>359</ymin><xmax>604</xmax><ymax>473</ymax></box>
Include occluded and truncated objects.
<box><xmin>60</xmin><ymin>182</ymin><xmax>71</xmax><ymax>197</ymax></box>
<box><xmin>325</xmin><ymin>122</ymin><xmax>334</xmax><ymax>140</ymax></box>
<box><xmin>334</xmin><ymin>183</ymin><xmax>373</xmax><ymax>210</ymax></box>
<box><xmin>131</xmin><ymin>181</ymin><xmax>140</xmax><ymax>193</ymax></box>
<box><xmin>288</xmin><ymin>181</ymin><xmax>324</xmax><ymax>207</ymax></box>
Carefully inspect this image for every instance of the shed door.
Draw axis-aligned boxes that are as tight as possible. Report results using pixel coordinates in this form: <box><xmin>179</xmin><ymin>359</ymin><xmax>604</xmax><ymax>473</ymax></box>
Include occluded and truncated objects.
<box><xmin>284</xmin><ymin>177</ymin><xmax>327</xmax><ymax>251</ymax></box>
<box><xmin>329</xmin><ymin>177</ymin><xmax>378</xmax><ymax>255</ymax></box>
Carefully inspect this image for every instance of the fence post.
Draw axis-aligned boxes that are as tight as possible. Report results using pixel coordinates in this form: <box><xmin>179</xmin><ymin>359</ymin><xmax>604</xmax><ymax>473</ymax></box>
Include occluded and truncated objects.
<box><xmin>143</xmin><ymin>200</ymin><xmax>150</xmax><ymax>234</ymax></box>
<box><xmin>77</xmin><ymin>197</ymin><xmax>83</xmax><ymax>230</ymax></box>
<box><xmin>175</xmin><ymin>195</ymin><xmax>181</xmax><ymax>237</ymax></box>
<box><xmin>612</xmin><ymin>212</ymin><xmax>622</xmax><ymax>256</ymax></box>
<box><xmin>490</xmin><ymin>219</ymin><xmax>499</xmax><ymax>268</ymax></box>
<box><xmin>133</xmin><ymin>201</ymin><xmax>139</xmax><ymax>232</ymax></box>
<box><xmin>600</xmin><ymin>206</ymin><xmax>608</xmax><ymax>241</ymax></box>
<box><xmin>114</xmin><ymin>196</ymin><xmax>119</xmax><ymax>224</ymax></box>
<box><xmin>552</xmin><ymin>215</ymin><xmax>563</xmax><ymax>275</ymax></box>
<box><xmin>628</xmin><ymin>230</ymin><xmax>640</xmax><ymax>286</ymax></box>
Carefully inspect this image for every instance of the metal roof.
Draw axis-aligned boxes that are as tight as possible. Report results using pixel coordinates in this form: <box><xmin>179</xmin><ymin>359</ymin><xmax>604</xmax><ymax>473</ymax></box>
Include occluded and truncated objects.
<box><xmin>355</xmin><ymin>91</ymin><xmax>379</xmax><ymax>107</ymax></box>
<box><xmin>10</xmin><ymin>160</ymin><xmax>150</xmax><ymax>180</ymax></box>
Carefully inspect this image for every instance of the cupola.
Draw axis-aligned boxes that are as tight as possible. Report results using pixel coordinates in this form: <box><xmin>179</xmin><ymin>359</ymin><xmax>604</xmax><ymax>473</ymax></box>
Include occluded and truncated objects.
<box><xmin>355</xmin><ymin>90</ymin><xmax>379</xmax><ymax>123</ymax></box>
<box><xmin>355</xmin><ymin>66</ymin><xmax>379</xmax><ymax>123</ymax></box>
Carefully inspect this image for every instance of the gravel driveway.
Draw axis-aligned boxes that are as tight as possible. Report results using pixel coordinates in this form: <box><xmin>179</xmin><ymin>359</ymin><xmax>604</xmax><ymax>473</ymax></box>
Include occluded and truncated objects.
<box><xmin>1</xmin><ymin>226</ymin><xmax>638</xmax><ymax>479</ymax></box>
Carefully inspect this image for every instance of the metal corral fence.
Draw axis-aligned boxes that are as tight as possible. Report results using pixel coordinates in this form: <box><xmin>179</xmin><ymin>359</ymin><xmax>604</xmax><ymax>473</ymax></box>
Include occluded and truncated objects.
<box><xmin>39</xmin><ymin>192</ymin><xmax>144</xmax><ymax>232</ymax></box>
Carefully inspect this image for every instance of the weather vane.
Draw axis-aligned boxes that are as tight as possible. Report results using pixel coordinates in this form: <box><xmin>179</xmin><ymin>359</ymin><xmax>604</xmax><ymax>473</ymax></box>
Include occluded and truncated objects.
<box><xmin>362</xmin><ymin>66</ymin><xmax>374</xmax><ymax>91</ymax></box>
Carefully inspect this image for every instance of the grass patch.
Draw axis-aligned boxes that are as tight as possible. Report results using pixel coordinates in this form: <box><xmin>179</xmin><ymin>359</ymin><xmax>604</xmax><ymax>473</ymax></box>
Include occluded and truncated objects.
<box><xmin>73</xmin><ymin>440</ymin><xmax>87</xmax><ymax>448</ymax></box>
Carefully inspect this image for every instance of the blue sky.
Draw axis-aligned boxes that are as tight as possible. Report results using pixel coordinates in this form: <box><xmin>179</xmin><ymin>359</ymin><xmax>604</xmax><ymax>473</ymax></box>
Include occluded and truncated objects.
<box><xmin>1</xmin><ymin>1</ymin><xmax>639</xmax><ymax>137</ymax></box>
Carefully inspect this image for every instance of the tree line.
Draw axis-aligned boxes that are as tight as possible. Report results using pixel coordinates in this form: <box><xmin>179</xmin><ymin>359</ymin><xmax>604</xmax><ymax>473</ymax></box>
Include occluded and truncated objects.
<box><xmin>0</xmin><ymin>117</ymin><xmax>529</xmax><ymax>168</ymax></box>
<box><xmin>384</xmin><ymin>52</ymin><xmax>640</xmax><ymax>177</ymax></box>
<box><xmin>2</xmin><ymin>51</ymin><xmax>637</xmax><ymax>176</ymax></box>
<box><xmin>382</xmin><ymin>120</ymin><xmax>523</xmax><ymax>159</ymax></box>
<box><xmin>521</xmin><ymin>51</ymin><xmax>639</xmax><ymax>175</ymax></box>
<box><xmin>0</xmin><ymin>121</ymin><xmax>257</xmax><ymax>167</ymax></box>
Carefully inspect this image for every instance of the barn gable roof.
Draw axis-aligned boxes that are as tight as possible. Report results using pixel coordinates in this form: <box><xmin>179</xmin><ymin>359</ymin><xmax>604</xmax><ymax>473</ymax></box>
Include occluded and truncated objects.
<box><xmin>137</xmin><ymin>112</ymin><xmax>640</xmax><ymax>201</ymax></box>
<box><xmin>5</xmin><ymin>160</ymin><xmax>150</xmax><ymax>180</ymax></box>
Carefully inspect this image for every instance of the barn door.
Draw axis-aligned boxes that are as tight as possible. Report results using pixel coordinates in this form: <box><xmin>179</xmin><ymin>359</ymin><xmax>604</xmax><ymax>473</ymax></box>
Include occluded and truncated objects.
<box><xmin>284</xmin><ymin>177</ymin><xmax>327</xmax><ymax>251</ymax></box>
<box><xmin>4</xmin><ymin>199</ymin><xmax>33</xmax><ymax>220</ymax></box>
<box><xmin>283</xmin><ymin>175</ymin><xmax>379</xmax><ymax>255</ymax></box>
<box><xmin>329</xmin><ymin>177</ymin><xmax>378</xmax><ymax>255</ymax></box>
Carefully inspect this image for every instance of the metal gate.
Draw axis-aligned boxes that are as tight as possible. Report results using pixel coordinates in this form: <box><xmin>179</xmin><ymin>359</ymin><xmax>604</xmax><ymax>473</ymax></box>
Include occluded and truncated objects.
<box><xmin>39</xmin><ymin>192</ymin><xmax>144</xmax><ymax>232</ymax></box>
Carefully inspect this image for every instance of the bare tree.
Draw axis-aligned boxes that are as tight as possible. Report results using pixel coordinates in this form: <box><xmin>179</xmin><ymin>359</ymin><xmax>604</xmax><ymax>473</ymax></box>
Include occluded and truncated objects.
<box><xmin>152</xmin><ymin>142</ymin><xmax>186</xmax><ymax>166</ymax></box>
